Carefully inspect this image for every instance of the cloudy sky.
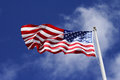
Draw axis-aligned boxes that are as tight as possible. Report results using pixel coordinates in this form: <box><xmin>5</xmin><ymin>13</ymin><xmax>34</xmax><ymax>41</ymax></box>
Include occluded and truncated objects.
<box><xmin>0</xmin><ymin>0</ymin><xmax>120</xmax><ymax>80</ymax></box>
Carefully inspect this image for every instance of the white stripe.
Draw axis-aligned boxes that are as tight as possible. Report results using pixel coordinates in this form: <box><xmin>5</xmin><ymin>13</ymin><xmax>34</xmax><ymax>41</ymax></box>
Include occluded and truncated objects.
<box><xmin>46</xmin><ymin>34</ymin><xmax>63</xmax><ymax>39</ymax></box>
<box><xmin>25</xmin><ymin>39</ymin><xmax>40</xmax><ymax>44</ymax></box>
<box><xmin>22</xmin><ymin>33</ymin><xmax>34</xmax><ymax>38</ymax></box>
<box><xmin>43</xmin><ymin>34</ymin><xmax>63</xmax><ymax>43</ymax></box>
<box><xmin>54</xmin><ymin>34</ymin><xmax>64</xmax><ymax>38</ymax></box>
<box><xmin>40</xmin><ymin>25</ymin><xmax>63</xmax><ymax>34</ymax></box>
<box><xmin>24</xmin><ymin>34</ymin><xmax>36</xmax><ymax>41</ymax></box>
<box><xmin>21</xmin><ymin>27</ymin><xmax>40</xmax><ymax>31</ymax></box>
<box><xmin>44</xmin><ymin>42</ymin><xmax>68</xmax><ymax>47</ymax></box>
<box><xmin>86</xmin><ymin>52</ymin><xmax>95</xmax><ymax>54</ymax></box>
<box><xmin>39</xmin><ymin>47</ymin><xmax>67</xmax><ymax>52</ymax></box>
<box><xmin>25</xmin><ymin>39</ymin><xmax>33</xmax><ymax>44</ymax></box>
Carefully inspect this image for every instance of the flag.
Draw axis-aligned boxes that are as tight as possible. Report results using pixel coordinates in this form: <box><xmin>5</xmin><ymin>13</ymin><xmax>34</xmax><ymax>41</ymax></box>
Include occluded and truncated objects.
<box><xmin>21</xmin><ymin>24</ymin><xmax>96</xmax><ymax>57</ymax></box>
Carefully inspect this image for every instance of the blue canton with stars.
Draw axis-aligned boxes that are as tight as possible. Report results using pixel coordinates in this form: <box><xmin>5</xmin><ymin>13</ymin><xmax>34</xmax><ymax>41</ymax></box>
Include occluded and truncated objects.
<box><xmin>64</xmin><ymin>30</ymin><xmax>92</xmax><ymax>43</ymax></box>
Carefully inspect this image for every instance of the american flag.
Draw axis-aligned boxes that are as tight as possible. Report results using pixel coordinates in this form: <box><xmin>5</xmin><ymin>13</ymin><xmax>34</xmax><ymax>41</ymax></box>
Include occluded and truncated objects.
<box><xmin>21</xmin><ymin>24</ymin><xmax>96</xmax><ymax>57</ymax></box>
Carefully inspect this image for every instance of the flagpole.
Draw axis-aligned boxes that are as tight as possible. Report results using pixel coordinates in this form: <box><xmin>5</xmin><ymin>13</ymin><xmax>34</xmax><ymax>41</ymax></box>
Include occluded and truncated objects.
<box><xmin>93</xmin><ymin>27</ymin><xmax>107</xmax><ymax>80</ymax></box>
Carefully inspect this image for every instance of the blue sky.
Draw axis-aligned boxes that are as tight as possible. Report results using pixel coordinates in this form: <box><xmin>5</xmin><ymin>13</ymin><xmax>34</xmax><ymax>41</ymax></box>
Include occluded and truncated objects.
<box><xmin>0</xmin><ymin>0</ymin><xmax>120</xmax><ymax>80</ymax></box>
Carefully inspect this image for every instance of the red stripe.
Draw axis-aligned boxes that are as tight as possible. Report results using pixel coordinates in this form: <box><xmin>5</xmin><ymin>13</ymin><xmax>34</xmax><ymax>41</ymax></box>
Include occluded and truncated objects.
<box><xmin>25</xmin><ymin>42</ymin><xmax>33</xmax><ymax>49</ymax></box>
<box><xmin>29</xmin><ymin>43</ymin><xmax>41</xmax><ymax>49</ymax></box>
<box><xmin>25</xmin><ymin>42</ymin><xmax>41</xmax><ymax>50</ymax></box>
<box><xmin>66</xmin><ymin>51</ymin><xmax>96</xmax><ymax>57</ymax></box>
<box><xmin>21</xmin><ymin>24</ymin><xmax>64</xmax><ymax>32</ymax></box>
<box><xmin>21</xmin><ymin>24</ymin><xmax>38</xmax><ymax>28</ymax></box>
<box><xmin>42</xmin><ymin>24</ymin><xmax>64</xmax><ymax>32</ymax></box>
<box><xmin>37</xmin><ymin>32</ymin><xmax>48</xmax><ymax>39</ymax></box>
<box><xmin>39</xmin><ymin>49</ymin><xmax>66</xmax><ymax>54</ymax></box>
<box><xmin>49</xmin><ymin>37</ymin><xmax>63</xmax><ymax>41</ymax></box>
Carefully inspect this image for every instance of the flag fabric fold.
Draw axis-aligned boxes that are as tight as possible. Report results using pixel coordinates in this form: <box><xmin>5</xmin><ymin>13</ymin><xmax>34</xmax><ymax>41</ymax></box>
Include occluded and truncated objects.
<box><xmin>21</xmin><ymin>24</ymin><xmax>96</xmax><ymax>57</ymax></box>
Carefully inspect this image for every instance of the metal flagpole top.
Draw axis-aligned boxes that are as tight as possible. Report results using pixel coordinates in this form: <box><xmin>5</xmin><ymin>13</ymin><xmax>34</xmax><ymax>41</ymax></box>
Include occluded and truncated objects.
<box><xmin>93</xmin><ymin>27</ymin><xmax>97</xmax><ymax>31</ymax></box>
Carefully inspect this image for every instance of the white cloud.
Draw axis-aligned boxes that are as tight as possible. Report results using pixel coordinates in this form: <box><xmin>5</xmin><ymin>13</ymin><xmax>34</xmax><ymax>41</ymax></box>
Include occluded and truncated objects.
<box><xmin>0</xmin><ymin>64</ymin><xmax>18</xmax><ymax>80</ymax></box>
<box><xmin>111</xmin><ymin>0</ymin><xmax>120</xmax><ymax>9</ymax></box>
<box><xmin>108</xmin><ymin>53</ymin><xmax>120</xmax><ymax>80</ymax></box>
<box><xmin>0</xmin><ymin>61</ymin><xmax>33</xmax><ymax>80</ymax></box>
<box><xmin>36</xmin><ymin>53</ymin><xmax>95</xmax><ymax>78</ymax></box>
